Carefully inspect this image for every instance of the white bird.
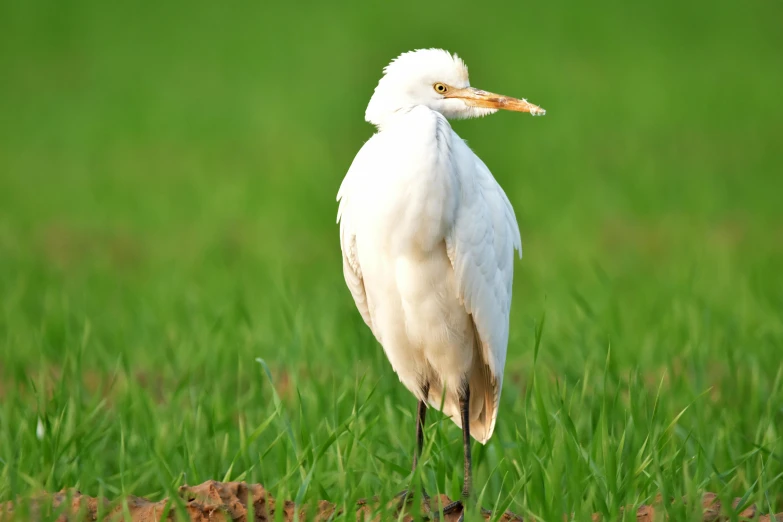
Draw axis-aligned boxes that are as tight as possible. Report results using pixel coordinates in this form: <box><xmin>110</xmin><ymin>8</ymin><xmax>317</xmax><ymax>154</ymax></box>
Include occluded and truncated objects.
<box><xmin>336</xmin><ymin>48</ymin><xmax>544</xmax><ymax>515</ymax></box>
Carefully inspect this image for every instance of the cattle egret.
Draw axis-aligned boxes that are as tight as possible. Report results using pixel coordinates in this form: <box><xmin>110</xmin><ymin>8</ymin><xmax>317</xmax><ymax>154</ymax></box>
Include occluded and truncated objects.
<box><xmin>337</xmin><ymin>48</ymin><xmax>544</xmax><ymax>517</ymax></box>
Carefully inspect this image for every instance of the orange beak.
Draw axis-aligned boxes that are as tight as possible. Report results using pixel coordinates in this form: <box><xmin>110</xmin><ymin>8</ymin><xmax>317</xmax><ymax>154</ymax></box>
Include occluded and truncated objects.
<box><xmin>445</xmin><ymin>86</ymin><xmax>546</xmax><ymax>116</ymax></box>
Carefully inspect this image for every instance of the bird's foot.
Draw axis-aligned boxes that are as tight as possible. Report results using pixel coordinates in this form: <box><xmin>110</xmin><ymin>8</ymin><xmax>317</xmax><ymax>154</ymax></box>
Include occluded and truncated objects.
<box><xmin>394</xmin><ymin>487</ymin><xmax>431</xmax><ymax>501</ymax></box>
<box><xmin>428</xmin><ymin>499</ymin><xmax>493</xmax><ymax>521</ymax></box>
<box><xmin>393</xmin><ymin>488</ymin><xmax>431</xmax><ymax>514</ymax></box>
<box><xmin>442</xmin><ymin>500</ymin><xmax>463</xmax><ymax>515</ymax></box>
<box><xmin>428</xmin><ymin>500</ymin><xmax>462</xmax><ymax>520</ymax></box>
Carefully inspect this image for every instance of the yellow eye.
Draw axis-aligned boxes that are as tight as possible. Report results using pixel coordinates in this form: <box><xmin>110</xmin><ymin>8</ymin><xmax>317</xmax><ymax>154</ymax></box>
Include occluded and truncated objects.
<box><xmin>434</xmin><ymin>83</ymin><xmax>448</xmax><ymax>94</ymax></box>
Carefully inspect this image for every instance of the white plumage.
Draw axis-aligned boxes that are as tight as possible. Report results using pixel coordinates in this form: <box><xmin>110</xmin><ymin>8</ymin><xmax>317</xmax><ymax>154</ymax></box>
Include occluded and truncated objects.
<box><xmin>337</xmin><ymin>49</ymin><xmax>543</xmax><ymax>447</ymax></box>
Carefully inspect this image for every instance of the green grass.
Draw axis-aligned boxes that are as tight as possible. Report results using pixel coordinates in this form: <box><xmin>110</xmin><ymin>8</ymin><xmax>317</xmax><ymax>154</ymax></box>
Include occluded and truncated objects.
<box><xmin>1</xmin><ymin>0</ymin><xmax>782</xmax><ymax>520</ymax></box>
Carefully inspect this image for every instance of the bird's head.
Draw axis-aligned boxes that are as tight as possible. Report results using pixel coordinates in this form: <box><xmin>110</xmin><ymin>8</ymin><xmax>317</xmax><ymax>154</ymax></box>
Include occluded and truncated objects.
<box><xmin>365</xmin><ymin>48</ymin><xmax>545</xmax><ymax>127</ymax></box>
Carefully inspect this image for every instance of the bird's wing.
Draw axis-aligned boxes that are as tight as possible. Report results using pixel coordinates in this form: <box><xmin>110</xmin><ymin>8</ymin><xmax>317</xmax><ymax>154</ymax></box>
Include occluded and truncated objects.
<box><xmin>446</xmin><ymin>148</ymin><xmax>521</xmax><ymax>440</ymax></box>
<box><xmin>336</xmin><ymin>137</ymin><xmax>378</xmax><ymax>333</ymax></box>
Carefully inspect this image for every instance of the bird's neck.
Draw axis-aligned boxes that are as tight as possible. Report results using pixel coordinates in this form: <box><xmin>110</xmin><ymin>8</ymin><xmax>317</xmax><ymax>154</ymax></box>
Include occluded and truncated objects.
<box><xmin>370</xmin><ymin>105</ymin><xmax>450</xmax><ymax>133</ymax></box>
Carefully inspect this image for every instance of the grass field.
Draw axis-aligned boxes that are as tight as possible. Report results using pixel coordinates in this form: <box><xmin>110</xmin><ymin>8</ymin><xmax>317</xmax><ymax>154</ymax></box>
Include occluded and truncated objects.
<box><xmin>1</xmin><ymin>0</ymin><xmax>782</xmax><ymax>520</ymax></box>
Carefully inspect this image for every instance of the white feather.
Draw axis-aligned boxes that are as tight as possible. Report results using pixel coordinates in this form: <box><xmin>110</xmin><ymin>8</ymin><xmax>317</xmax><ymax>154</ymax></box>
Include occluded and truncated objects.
<box><xmin>337</xmin><ymin>49</ymin><xmax>527</xmax><ymax>444</ymax></box>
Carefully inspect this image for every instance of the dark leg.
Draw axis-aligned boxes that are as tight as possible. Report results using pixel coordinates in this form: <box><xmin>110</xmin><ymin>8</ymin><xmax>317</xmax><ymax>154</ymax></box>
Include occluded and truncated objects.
<box><xmin>440</xmin><ymin>383</ymin><xmax>472</xmax><ymax>520</ymax></box>
<box><xmin>412</xmin><ymin>382</ymin><xmax>430</xmax><ymax>472</ymax></box>
<box><xmin>395</xmin><ymin>383</ymin><xmax>431</xmax><ymax>510</ymax></box>
<box><xmin>460</xmin><ymin>384</ymin><xmax>472</xmax><ymax>499</ymax></box>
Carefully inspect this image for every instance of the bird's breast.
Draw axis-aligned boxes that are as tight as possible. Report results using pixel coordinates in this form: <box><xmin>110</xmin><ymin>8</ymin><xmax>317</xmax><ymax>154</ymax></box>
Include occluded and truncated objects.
<box><xmin>362</xmin><ymin>108</ymin><xmax>460</xmax><ymax>255</ymax></box>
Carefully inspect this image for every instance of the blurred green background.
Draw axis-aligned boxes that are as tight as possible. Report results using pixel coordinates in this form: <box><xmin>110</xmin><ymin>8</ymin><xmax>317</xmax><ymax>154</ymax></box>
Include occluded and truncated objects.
<box><xmin>0</xmin><ymin>0</ymin><xmax>782</xmax><ymax>519</ymax></box>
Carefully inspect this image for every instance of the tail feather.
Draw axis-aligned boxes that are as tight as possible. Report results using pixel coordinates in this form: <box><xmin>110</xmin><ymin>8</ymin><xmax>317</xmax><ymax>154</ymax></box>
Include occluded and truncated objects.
<box><xmin>467</xmin><ymin>343</ymin><xmax>499</xmax><ymax>444</ymax></box>
<box><xmin>469</xmin><ymin>316</ymin><xmax>500</xmax><ymax>444</ymax></box>
<box><xmin>426</xmin><ymin>319</ymin><xmax>500</xmax><ymax>444</ymax></box>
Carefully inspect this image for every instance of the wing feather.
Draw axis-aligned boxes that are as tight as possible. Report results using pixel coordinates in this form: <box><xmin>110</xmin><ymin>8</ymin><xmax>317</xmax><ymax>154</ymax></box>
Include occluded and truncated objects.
<box><xmin>337</xmin><ymin>136</ymin><xmax>379</xmax><ymax>334</ymax></box>
<box><xmin>447</xmin><ymin>148</ymin><xmax>522</xmax><ymax>441</ymax></box>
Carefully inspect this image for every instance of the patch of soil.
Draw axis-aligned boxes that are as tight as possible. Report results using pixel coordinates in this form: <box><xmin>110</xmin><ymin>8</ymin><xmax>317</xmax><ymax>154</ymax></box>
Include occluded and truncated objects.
<box><xmin>2</xmin><ymin>481</ymin><xmax>781</xmax><ymax>521</ymax></box>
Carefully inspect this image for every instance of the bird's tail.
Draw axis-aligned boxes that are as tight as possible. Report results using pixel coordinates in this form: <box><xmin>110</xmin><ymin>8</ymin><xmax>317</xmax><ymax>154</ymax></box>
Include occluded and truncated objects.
<box><xmin>429</xmin><ymin>323</ymin><xmax>500</xmax><ymax>444</ymax></box>
<box><xmin>466</xmin><ymin>339</ymin><xmax>500</xmax><ymax>444</ymax></box>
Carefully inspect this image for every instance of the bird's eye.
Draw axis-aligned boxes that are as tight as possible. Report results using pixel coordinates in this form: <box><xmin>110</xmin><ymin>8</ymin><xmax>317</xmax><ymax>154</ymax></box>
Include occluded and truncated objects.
<box><xmin>434</xmin><ymin>83</ymin><xmax>448</xmax><ymax>94</ymax></box>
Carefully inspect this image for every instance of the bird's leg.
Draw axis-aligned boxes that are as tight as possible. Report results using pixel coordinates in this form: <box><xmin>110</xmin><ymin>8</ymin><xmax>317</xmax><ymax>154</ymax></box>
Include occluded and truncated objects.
<box><xmin>395</xmin><ymin>383</ymin><xmax>430</xmax><ymax>510</ymax></box>
<box><xmin>440</xmin><ymin>384</ymin><xmax>472</xmax><ymax>520</ymax></box>
<box><xmin>413</xmin><ymin>382</ymin><xmax>430</xmax><ymax>473</ymax></box>
<box><xmin>460</xmin><ymin>384</ymin><xmax>472</xmax><ymax>499</ymax></box>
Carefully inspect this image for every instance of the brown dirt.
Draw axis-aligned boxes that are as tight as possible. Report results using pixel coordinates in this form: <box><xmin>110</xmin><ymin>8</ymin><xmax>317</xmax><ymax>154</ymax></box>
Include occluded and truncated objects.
<box><xmin>2</xmin><ymin>481</ymin><xmax>781</xmax><ymax>522</ymax></box>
